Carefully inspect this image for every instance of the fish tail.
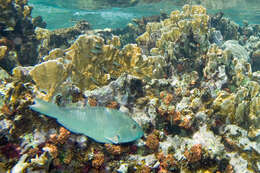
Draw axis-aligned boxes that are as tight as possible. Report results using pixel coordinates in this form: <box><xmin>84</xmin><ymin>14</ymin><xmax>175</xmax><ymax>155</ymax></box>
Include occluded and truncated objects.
<box><xmin>30</xmin><ymin>98</ymin><xmax>63</xmax><ymax>119</ymax></box>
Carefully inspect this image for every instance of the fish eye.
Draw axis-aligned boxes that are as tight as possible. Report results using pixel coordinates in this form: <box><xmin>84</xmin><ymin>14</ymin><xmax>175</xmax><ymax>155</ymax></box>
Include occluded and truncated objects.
<box><xmin>132</xmin><ymin>124</ymin><xmax>137</xmax><ymax>129</ymax></box>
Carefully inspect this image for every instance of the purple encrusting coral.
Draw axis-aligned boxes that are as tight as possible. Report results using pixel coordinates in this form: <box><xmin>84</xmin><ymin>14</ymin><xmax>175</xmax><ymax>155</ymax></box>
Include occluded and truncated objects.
<box><xmin>0</xmin><ymin>0</ymin><xmax>259</xmax><ymax>173</ymax></box>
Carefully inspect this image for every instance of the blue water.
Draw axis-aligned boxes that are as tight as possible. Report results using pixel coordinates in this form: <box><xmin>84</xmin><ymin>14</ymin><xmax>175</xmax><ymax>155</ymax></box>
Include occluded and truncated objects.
<box><xmin>29</xmin><ymin>0</ymin><xmax>260</xmax><ymax>30</ymax></box>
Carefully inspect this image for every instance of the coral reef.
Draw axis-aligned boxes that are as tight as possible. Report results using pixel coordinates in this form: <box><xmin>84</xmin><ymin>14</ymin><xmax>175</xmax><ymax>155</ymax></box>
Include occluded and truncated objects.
<box><xmin>24</xmin><ymin>33</ymin><xmax>167</xmax><ymax>99</ymax></box>
<box><xmin>0</xmin><ymin>3</ymin><xmax>259</xmax><ymax>173</ymax></box>
<box><xmin>137</xmin><ymin>4</ymin><xmax>210</xmax><ymax>76</ymax></box>
<box><xmin>29</xmin><ymin>60</ymin><xmax>68</xmax><ymax>100</ymax></box>
<box><xmin>36</xmin><ymin>20</ymin><xmax>90</xmax><ymax>58</ymax></box>
<box><xmin>0</xmin><ymin>0</ymin><xmax>39</xmax><ymax>73</ymax></box>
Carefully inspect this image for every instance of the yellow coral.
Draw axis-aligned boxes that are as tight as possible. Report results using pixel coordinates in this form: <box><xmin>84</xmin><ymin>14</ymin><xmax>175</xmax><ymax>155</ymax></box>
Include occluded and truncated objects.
<box><xmin>43</xmin><ymin>48</ymin><xmax>64</xmax><ymax>61</ymax></box>
<box><xmin>29</xmin><ymin>60</ymin><xmax>67</xmax><ymax>100</ymax></box>
<box><xmin>65</xmin><ymin>35</ymin><xmax>166</xmax><ymax>90</ymax></box>
<box><xmin>0</xmin><ymin>46</ymin><xmax>7</xmax><ymax>60</ymax></box>
<box><xmin>212</xmin><ymin>91</ymin><xmax>236</xmax><ymax>120</ymax></box>
<box><xmin>35</xmin><ymin>27</ymin><xmax>51</xmax><ymax>40</ymax></box>
<box><xmin>249</xmin><ymin>96</ymin><xmax>260</xmax><ymax>128</ymax></box>
<box><xmin>137</xmin><ymin>4</ymin><xmax>209</xmax><ymax>57</ymax></box>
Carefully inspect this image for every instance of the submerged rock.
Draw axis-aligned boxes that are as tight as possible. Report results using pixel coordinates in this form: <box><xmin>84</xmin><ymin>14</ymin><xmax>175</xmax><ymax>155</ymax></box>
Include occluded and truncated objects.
<box><xmin>222</xmin><ymin>40</ymin><xmax>249</xmax><ymax>61</ymax></box>
<box><xmin>0</xmin><ymin>0</ymin><xmax>39</xmax><ymax>72</ymax></box>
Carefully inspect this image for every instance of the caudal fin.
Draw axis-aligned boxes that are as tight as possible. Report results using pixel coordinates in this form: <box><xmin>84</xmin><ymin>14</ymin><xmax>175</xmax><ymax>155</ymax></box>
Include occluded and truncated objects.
<box><xmin>30</xmin><ymin>98</ymin><xmax>63</xmax><ymax>119</ymax></box>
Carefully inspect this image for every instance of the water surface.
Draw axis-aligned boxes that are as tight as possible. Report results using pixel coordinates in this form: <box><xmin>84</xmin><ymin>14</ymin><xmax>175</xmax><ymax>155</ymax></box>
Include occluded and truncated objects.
<box><xmin>29</xmin><ymin>0</ymin><xmax>260</xmax><ymax>30</ymax></box>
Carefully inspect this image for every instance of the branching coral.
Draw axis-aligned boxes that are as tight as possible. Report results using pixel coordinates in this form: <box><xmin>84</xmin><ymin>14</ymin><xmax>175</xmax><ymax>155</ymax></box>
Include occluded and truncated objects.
<box><xmin>137</xmin><ymin>5</ymin><xmax>210</xmax><ymax>61</ymax></box>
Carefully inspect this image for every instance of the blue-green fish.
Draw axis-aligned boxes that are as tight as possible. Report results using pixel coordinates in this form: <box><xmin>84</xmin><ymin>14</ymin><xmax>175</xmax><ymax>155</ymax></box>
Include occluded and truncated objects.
<box><xmin>30</xmin><ymin>99</ymin><xmax>143</xmax><ymax>144</ymax></box>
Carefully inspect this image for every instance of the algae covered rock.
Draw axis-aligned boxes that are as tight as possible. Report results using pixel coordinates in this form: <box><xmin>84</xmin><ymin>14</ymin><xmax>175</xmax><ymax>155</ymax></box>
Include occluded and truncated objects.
<box><xmin>0</xmin><ymin>0</ymin><xmax>39</xmax><ymax>72</ymax></box>
<box><xmin>222</xmin><ymin>40</ymin><xmax>249</xmax><ymax>61</ymax></box>
<box><xmin>211</xmin><ymin>81</ymin><xmax>260</xmax><ymax>131</ymax></box>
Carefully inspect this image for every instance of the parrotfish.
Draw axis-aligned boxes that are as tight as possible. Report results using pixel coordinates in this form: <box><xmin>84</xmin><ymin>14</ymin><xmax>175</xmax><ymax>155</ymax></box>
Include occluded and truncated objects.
<box><xmin>30</xmin><ymin>99</ymin><xmax>143</xmax><ymax>144</ymax></box>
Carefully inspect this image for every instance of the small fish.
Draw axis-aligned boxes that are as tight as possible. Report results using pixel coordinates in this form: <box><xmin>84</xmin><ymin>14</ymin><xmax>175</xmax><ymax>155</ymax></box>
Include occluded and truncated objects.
<box><xmin>30</xmin><ymin>99</ymin><xmax>143</xmax><ymax>144</ymax></box>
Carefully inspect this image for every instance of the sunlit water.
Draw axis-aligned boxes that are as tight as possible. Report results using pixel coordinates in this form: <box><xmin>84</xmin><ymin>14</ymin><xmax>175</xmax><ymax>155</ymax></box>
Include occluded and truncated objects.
<box><xmin>29</xmin><ymin>0</ymin><xmax>260</xmax><ymax>30</ymax></box>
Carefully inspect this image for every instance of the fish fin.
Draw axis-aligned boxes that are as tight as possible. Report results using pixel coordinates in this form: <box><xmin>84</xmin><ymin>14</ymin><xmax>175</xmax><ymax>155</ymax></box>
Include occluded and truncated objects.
<box><xmin>105</xmin><ymin>135</ymin><xmax>120</xmax><ymax>144</ymax></box>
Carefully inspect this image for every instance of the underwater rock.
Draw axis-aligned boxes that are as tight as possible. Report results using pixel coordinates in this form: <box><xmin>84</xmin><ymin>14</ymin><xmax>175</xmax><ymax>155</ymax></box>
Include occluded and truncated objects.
<box><xmin>117</xmin><ymin>163</ymin><xmax>128</xmax><ymax>173</ymax></box>
<box><xmin>0</xmin><ymin>119</ymin><xmax>13</xmax><ymax>138</ymax></box>
<box><xmin>223</xmin><ymin>125</ymin><xmax>260</xmax><ymax>154</ymax></box>
<box><xmin>84</xmin><ymin>74</ymin><xmax>143</xmax><ymax>105</ymax></box>
<box><xmin>11</xmin><ymin>154</ymin><xmax>30</xmax><ymax>173</ymax></box>
<box><xmin>227</xmin><ymin>153</ymin><xmax>253</xmax><ymax>173</ymax></box>
<box><xmin>1</xmin><ymin>2</ymin><xmax>259</xmax><ymax>172</ymax></box>
<box><xmin>252</xmin><ymin>49</ymin><xmax>260</xmax><ymax>71</ymax></box>
<box><xmin>0</xmin><ymin>66</ymin><xmax>10</xmax><ymax>80</ymax></box>
<box><xmin>32</xmin><ymin>16</ymin><xmax>47</xmax><ymax>29</ymax></box>
<box><xmin>210</xmin><ymin>15</ymin><xmax>239</xmax><ymax>41</ymax></box>
<box><xmin>0</xmin><ymin>0</ymin><xmax>39</xmax><ymax>72</ymax></box>
<box><xmin>210</xmin><ymin>30</ymin><xmax>223</xmax><ymax>46</ymax></box>
<box><xmin>191</xmin><ymin>125</ymin><xmax>224</xmax><ymax>159</ymax></box>
<box><xmin>129</xmin><ymin>154</ymin><xmax>159</xmax><ymax>169</ymax></box>
<box><xmin>243</xmin><ymin>35</ymin><xmax>260</xmax><ymax>71</ymax></box>
<box><xmin>222</xmin><ymin>40</ymin><xmax>249</xmax><ymax>61</ymax></box>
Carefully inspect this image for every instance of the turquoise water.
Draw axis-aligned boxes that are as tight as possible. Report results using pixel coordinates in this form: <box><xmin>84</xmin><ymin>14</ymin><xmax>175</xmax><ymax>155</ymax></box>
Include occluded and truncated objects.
<box><xmin>29</xmin><ymin>0</ymin><xmax>260</xmax><ymax>30</ymax></box>
<box><xmin>29</xmin><ymin>1</ymin><xmax>178</xmax><ymax>29</ymax></box>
